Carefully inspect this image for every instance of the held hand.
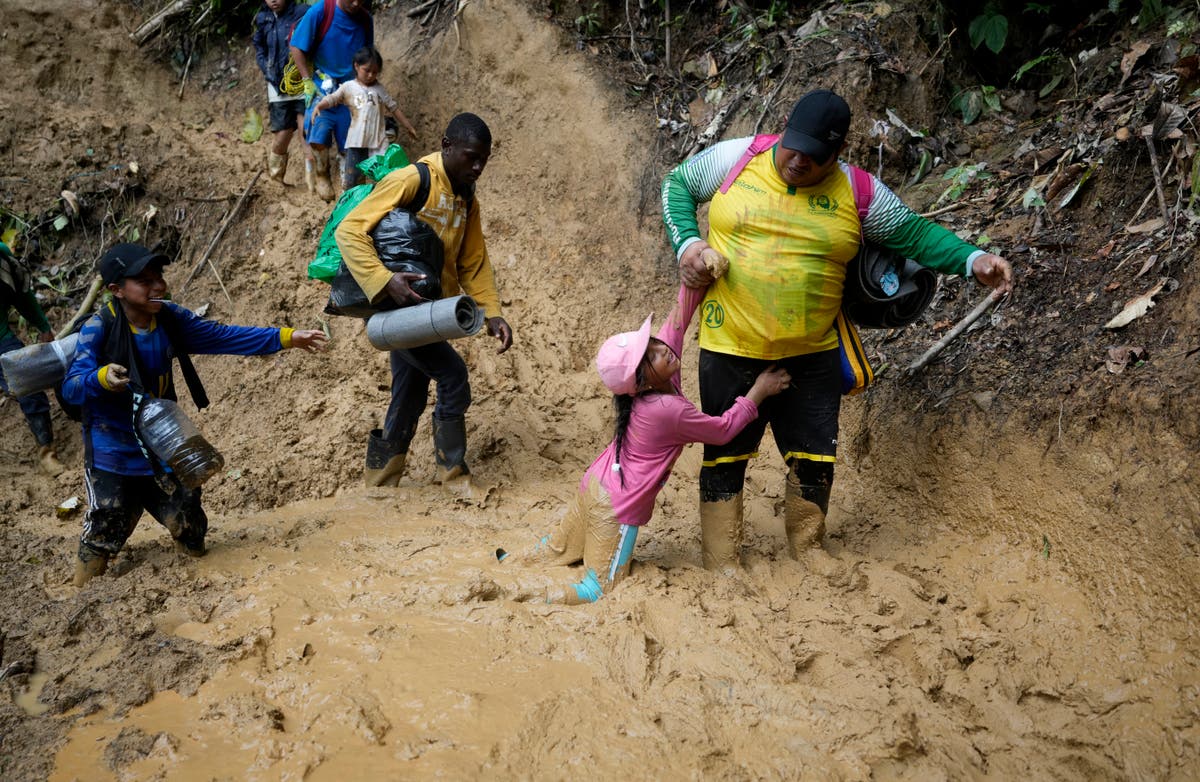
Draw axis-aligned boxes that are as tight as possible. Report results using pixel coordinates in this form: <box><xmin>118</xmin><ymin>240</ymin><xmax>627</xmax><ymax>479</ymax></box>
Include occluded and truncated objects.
<box><xmin>486</xmin><ymin>316</ymin><xmax>513</xmax><ymax>354</ymax></box>
<box><xmin>312</xmin><ymin>99</ymin><xmax>325</xmax><ymax>117</ymax></box>
<box><xmin>971</xmin><ymin>253</ymin><xmax>1013</xmax><ymax>295</ymax></box>
<box><xmin>37</xmin><ymin>331</ymin><xmax>54</xmax><ymax>344</ymax></box>
<box><xmin>746</xmin><ymin>364</ymin><xmax>791</xmax><ymax>405</ymax></box>
<box><xmin>406</xmin><ymin>124</ymin><xmax>419</xmax><ymax>142</ymax></box>
<box><xmin>384</xmin><ymin>271</ymin><xmax>427</xmax><ymax>306</ymax></box>
<box><xmin>679</xmin><ymin>241</ymin><xmax>715</xmax><ymax>289</ymax></box>
<box><xmin>290</xmin><ymin>330</ymin><xmax>328</xmax><ymax>353</ymax></box>
<box><xmin>104</xmin><ymin>363</ymin><xmax>131</xmax><ymax>393</ymax></box>
<box><xmin>302</xmin><ymin>77</ymin><xmax>317</xmax><ymax>107</ymax></box>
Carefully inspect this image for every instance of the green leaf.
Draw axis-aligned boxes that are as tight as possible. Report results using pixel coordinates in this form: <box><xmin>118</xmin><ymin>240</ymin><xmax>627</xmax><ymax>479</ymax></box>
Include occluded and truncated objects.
<box><xmin>1022</xmin><ymin>187</ymin><xmax>1046</xmax><ymax>209</ymax></box>
<box><xmin>53</xmin><ymin>214</ymin><xmax>69</xmax><ymax>231</ymax></box>
<box><xmin>954</xmin><ymin>90</ymin><xmax>983</xmax><ymax>124</ymax></box>
<box><xmin>1014</xmin><ymin>54</ymin><xmax>1053</xmax><ymax>82</ymax></box>
<box><xmin>969</xmin><ymin>14</ymin><xmax>1009</xmax><ymax>54</ymax></box>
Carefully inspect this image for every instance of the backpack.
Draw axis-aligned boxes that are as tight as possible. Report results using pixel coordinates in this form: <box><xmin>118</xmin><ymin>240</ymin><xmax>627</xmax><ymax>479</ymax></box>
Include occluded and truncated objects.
<box><xmin>715</xmin><ymin>134</ymin><xmax>875</xmax><ymax>395</ymax></box>
<box><xmin>324</xmin><ymin>161</ymin><xmax>441</xmax><ymax>318</ymax></box>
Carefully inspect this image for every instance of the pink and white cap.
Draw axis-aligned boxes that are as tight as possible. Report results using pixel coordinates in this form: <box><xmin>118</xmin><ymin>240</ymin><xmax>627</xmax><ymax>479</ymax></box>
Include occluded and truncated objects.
<box><xmin>595</xmin><ymin>314</ymin><xmax>653</xmax><ymax>396</ymax></box>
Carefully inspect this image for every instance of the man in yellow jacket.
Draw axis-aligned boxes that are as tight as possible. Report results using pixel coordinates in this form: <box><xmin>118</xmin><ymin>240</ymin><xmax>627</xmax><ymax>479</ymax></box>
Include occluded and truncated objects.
<box><xmin>336</xmin><ymin>112</ymin><xmax>513</xmax><ymax>487</ymax></box>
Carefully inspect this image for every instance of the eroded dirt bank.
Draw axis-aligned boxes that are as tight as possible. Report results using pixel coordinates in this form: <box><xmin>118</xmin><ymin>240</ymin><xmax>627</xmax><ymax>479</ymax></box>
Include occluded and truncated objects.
<box><xmin>0</xmin><ymin>0</ymin><xmax>1197</xmax><ymax>779</ymax></box>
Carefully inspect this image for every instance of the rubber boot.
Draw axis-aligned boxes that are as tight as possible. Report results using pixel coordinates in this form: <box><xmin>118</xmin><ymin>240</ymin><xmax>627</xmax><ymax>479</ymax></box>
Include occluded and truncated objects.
<box><xmin>311</xmin><ymin>146</ymin><xmax>335</xmax><ymax>202</ymax></box>
<box><xmin>38</xmin><ymin>444</ymin><xmax>65</xmax><ymax>477</ymax></box>
<box><xmin>784</xmin><ymin>474</ymin><xmax>828</xmax><ymax>557</ymax></box>
<box><xmin>304</xmin><ymin>156</ymin><xmax>316</xmax><ymax>193</ymax></box>
<box><xmin>268</xmin><ymin>152</ymin><xmax>288</xmax><ymax>183</ymax></box>
<box><xmin>73</xmin><ymin>554</ymin><xmax>108</xmax><ymax>587</ymax></box>
<box><xmin>699</xmin><ymin>492</ymin><xmax>744</xmax><ymax>572</ymax></box>
<box><xmin>365</xmin><ymin>428</ymin><xmax>407</xmax><ymax>487</ymax></box>
<box><xmin>432</xmin><ymin>415</ymin><xmax>470</xmax><ymax>483</ymax></box>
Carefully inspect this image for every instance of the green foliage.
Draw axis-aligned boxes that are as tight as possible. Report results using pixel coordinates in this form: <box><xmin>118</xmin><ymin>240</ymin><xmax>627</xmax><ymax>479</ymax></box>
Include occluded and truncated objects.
<box><xmin>575</xmin><ymin>2</ymin><xmax>601</xmax><ymax>36</ymax></box>
<box><xmin>949</xmin><ymin>86</ymin><xmax>1001</xmax><ymax>125</ymax></box>
<box><xmin>969</xmin><ymin>10</ymin><xmax>1009</xmax><ymax>54</ymax></box>
<box><xmin>936</xmin><ymin>162</ymin><xmax>992</xmax><ymax>206</ymax></box>
<box><xmin>1014</xmin><ymin>51</ymin><xmax>1068</xmax><ymax>97</ymax></box>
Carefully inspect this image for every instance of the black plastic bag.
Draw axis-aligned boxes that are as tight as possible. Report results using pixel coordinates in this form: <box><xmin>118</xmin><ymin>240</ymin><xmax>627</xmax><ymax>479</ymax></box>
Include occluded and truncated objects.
<box><xmin>842</xmin><ymin>244</ymin><xmax>937</xmax><ymax>329</ymax></box>
<box><xmin>325</xmin><ymin>208</ymin><xmax>444</xmax><ymax>318</ymax></box>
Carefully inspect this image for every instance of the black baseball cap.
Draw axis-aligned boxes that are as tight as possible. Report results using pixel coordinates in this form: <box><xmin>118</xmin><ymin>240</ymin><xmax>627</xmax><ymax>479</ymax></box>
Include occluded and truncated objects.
<box><xmin>99</xmin><ymin>243</ymin><xmax>170</xmax><ymax>285</ymax></box>
<box><xmin>781</xmin><ymin>90</ymin><xmax>851</xmax><ymax>164</ymax></box>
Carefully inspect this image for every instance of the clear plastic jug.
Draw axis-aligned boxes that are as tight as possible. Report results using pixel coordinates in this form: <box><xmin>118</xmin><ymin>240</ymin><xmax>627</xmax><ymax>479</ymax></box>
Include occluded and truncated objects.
<box><xmin>0</xmin><ymin>332</ymin><xmax>80</xmax><ymax>398</ymax></box>
<box><xmin>135</xmin><ymin>397</ymin><xmax>225</xmax><ymax>489</ymax></box>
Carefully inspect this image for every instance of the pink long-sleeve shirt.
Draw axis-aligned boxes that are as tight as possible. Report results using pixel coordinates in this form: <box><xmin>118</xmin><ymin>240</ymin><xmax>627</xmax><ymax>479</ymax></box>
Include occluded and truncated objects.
<box><xmin>581</xmin><ymin>284</ymin><xmax>759</xmax><ymax>526</ymax></box>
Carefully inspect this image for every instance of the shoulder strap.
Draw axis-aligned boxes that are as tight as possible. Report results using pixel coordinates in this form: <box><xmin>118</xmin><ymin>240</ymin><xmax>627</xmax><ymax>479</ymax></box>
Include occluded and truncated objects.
<box><xmin>718</xmin><ymin>134</ymin><xmax>780</xmax><ymax>194</ymax></box>
<box><xmin>848</xmin><ymin>165</ymin><xmax>874</xmax><ymax>220</ymax></box>
<box><xmin>411</xmin><ymin>162</ymin><xmax>431</xmax><ymax>213</ymax></box>
<box><xmin>158</xmin><ymin>309</ymin><xmax>209</xmax><ymax>410</ymax></box>
<box><xmin>315</xmin><ymin>0</ymin><xmax>336</xmax><ymax>48</ymax></box>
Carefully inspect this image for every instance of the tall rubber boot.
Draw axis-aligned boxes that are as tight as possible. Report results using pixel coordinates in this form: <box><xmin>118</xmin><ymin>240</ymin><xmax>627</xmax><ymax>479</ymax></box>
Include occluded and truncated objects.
<box><xmin>304</xmin><ymin>156</ymin><xmax>316</xmax><ymax>193</ymax></box>
<box><xmin>73</xmin><ymin>554</ymin><xmax>108</xmax><ymax>587</ymax></box>
<box><xmin>311</xmin><ymin>146</ymin><xmax>335</xmax><ymax>202</ymax></box>
<box><xmin>28</xmin><ymin>412</ymin><xmax>64</xmax><ymax>476</ymax></box>
<box><xmin>365</xmin><ymin>428</ymin><xmax>406</xmax><ymax>487</ymax></box>
<box><xmin>784</xmin><ymin>474</ymin><xmax>828</xmax><ymax>557</ymax></box>
<box><xmin>432</xmin><ymin>415</ymin><xmax>469</xmax><ymax>483</ymax></box>
<box><xmin>268</xmin><ymin>152</ymin><xmax>288</xmax><ymax>183</ymax></box>
<box><xmin>699</xmin><ymin>492</ymin><xmax>744</xmax><ymax>572</ymax></box>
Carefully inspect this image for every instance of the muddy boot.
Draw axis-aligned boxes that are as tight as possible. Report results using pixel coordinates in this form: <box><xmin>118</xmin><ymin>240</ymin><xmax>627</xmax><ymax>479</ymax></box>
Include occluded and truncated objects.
<box><xmin>432</xmin><ymin>415</ymin><xmax>470</xmax><ymax>484</ymax></box>
<box><xmin>784</xmin><ymin>474</ymin><xmax>828</xmax><ymax>556</ymax></box>
<box><xmin>38</xmin><ymin>444</ymin><xmax>65</xmax><ymax>477</ymax></box>
<box><xmin>364</xmin><ymin>428</ymin><xmax>407</xmax><ymax>487</ymax></box>
<box><xmin>311</xmin><ymin>146</ymin><xmax>335</xmax><ymax>201</ymax></box>
<box><xmin>73</xmin><ymin>554</ymin><xmax>108</xmax><ymax>587</ymax></box>
<box><xmin>304</xmin><ymin>156</ymin><xmax>316</xmax><ymax>193</ymax></box>
<box><xmin>700</xmin><ymin>492</ymin><xmax>744</xmax><ymax>572</ymax></box>
<box><xmin>268</xmin><ymin>152</ymin><xmax>288</xmax><ymax>183</ymax></box>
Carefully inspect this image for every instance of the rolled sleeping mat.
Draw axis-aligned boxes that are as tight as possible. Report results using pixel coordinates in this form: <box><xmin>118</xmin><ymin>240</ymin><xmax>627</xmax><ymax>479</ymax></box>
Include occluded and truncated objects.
<box><xmin>366</xmin><ymin>295</ymin><xmax>485</xmax><ymax>351</ymax></box>
<box><xmin>0</xmin><ymin>332</ymin><xmax>81</xmax><ymax>398</ymax></box>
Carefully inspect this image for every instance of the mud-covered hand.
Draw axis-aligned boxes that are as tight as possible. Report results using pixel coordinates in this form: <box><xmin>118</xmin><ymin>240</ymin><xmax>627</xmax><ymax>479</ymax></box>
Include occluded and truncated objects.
<box><xmin>746</xmin><ymin>364</ymin><xmax>791</xmax><ymax>406</ymax></box>
<box><xmin>384</xmin><ymin>271</ymin><xmax>427</xmax><ymax>306</ymax></box>
<box><xmin>302</xmin><ymin>77</ymin><xmax>318</xmax><ymax>107</ymax></box>
<box><xmin>486</xmin><ymin>316</ymin><xmax>513</xmax><ymax>354</ymax></box>
<box><xmin>679</xmin><ymin>241</ymin><xmax>716</xmax><ymax>289</ymax></box>
<box><xmin>971</xmin><ymin>253</ymin><xmax>1013</xmax><ymax>295</ymax></box>
<box><xmin>102</xmin><ymin>363</ymin><xmax>130</xmax><ymax>393</ymax></box>
<box><xmin>37</xmin><ymin>331</ymin><xmax>54</xmax><ymax>344</ymax></box>
<box><xmin>289</xmin><ymin>330</ymin><xmax>328</xmax><ymax>353</ymax></box>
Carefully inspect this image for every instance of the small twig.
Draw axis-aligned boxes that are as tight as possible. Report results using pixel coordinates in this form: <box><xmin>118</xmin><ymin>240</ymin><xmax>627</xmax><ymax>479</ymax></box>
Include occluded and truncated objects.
<box><xmin>753</xmin><ymin>59</ymin><xmax>793</xmax><ymax>135</ymax></box>
<box><xmin>181</xmin><ymin>193</ymin><xmax>236</xmax><ymax>203</ymax></box>
<box><xmin>179</xmin><ymin>171</ymin><xmax>261</xmax><ymax>304</ymax></box>
<box><xmin>906</xmin><ymin>288</ymin><xmax>1005</xmax><ymax>373</ymax></box>
<box><xmin>56</xmin><ymin>275</ymin><xmax>104</xmax><ymax>339</ymax></box>
<box><xmin>178</xmin><ymin>51</ymin><xmax>193</xmax><ymax>100</ymax></box>
<box><xmin>663</xmin><ymin>0</ymin><xmax>671</xmax><ymax>69</ymax></box>
<box><xmin>1142</xmin><ymin>131</ymin><xmax>1172</xmax><ymax>229</ymax></box>
<box><xmin>625</xmin><ymin>0</ymin><xmax>645</xmax><ymax>68</ymax></box>
<box><xmin>406</xmin><ymin>0</ymin><xmax>439</xmax><ymax>18</ymax></box>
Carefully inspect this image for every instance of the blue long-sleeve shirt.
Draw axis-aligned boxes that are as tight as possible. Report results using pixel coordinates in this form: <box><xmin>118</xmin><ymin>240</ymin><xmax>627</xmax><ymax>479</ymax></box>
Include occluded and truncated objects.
<box><xmin>253</xmin><ymin>1</ymin><xmax>310</xmax><ymax>89</ymax></box>
<box><xmin>63</xmin><ymin>302</ymin><xmax>288</xmax><ymax>476</ymax></box>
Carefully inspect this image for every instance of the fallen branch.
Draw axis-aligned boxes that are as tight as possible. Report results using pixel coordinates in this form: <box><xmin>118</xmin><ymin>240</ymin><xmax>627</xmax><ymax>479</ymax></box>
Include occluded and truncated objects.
<box><xmin>906</xmin><ymin>288</ymin><xmax>1005</xmax><ymax>373</ymax></box>
<box><xmin>130</xmin><ymin>0</ymin><xmax>195</xmax><ymax>46</ymax></box>
<box><xmin>56</xmin><ymin>275</ymin><xmax>104</xmax><ymax>339</ymax></box>
<box><xmin>1142</xmin><ymin>131</ymin><xmax>1172</xmax><ymax>229</ymax></box>
<box><xmin>179</xmin><ymin>171</ymin><xmax>261</xmax><ymax>305</ymax></box>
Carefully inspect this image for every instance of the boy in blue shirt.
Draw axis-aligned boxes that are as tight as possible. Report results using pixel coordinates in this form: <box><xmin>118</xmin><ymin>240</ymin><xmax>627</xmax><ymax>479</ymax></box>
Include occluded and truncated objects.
<box><xmin>288</xmin><ymin>0</ymin><xmax>374</xmax><ymax>200</ymax></box>
<box><xmin>63</xmin><ymin>243</ymin><xmax>326</xmax><ymax>586</ymax></box>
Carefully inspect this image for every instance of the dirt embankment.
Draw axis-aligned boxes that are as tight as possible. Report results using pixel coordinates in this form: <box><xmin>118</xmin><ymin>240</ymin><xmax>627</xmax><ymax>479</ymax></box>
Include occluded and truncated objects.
<box><xmin>0</xmin><ymin>1</ymin><xmax>1196</xmax><ymax>780</ymax></box>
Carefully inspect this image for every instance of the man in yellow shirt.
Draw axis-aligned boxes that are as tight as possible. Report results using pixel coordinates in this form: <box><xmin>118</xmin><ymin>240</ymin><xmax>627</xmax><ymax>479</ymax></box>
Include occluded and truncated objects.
<box><xmin>662</xmin><ymin>90</ymin><xmax>1012</xmax><ymax>572</ymax></box>
<box><xmin>336</xmin><ymin>112</ymin><xmax>513</xmax><ymax>487</ymax></box>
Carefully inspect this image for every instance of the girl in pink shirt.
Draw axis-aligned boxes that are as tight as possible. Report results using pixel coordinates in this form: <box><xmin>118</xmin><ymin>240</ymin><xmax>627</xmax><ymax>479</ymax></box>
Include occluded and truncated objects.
<box><xmin>500</xmin><ymin>283</ymin><xmax>790</xmax><ymax>604</ymax></box>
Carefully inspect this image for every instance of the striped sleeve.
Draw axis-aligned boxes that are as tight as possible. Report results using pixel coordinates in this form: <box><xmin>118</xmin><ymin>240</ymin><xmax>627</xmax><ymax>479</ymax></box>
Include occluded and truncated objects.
<box><xmin>661</xmin><ymin>137</ymin><xmax>754</xmax><ymax>259</ymax></box>
<box><xmin>860</xmin><ymin>175</ymin><xmax>983</xmax><ymax>277</ymax></box>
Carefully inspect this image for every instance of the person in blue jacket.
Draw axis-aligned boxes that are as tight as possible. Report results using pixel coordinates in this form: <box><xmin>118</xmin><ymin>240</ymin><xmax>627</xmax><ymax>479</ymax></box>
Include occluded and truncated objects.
<box><xmin>252</xmin><ymin>0</ymin><xmax>312</xmax><ymax>186</ymax></box>
<box><xmin>63</xmin><ymin>243</ymin><xmax>327</xmax><ymax>587</ymax></box>
<box><xmin>289</xmin><ymin>0</ymin><xmax>374</xmax><ymax>201</ymax></box>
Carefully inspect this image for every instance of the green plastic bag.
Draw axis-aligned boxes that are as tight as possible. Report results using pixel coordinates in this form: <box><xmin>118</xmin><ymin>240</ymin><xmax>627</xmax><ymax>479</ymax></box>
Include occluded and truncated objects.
<box><xmin>306</xmin><ymin>144</ymin><xmax>412</xmax><ymax>282</ymax></box>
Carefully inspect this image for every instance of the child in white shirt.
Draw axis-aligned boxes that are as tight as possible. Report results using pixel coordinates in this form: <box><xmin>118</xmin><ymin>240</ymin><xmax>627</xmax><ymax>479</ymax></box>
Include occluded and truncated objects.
<box><xmin>313</xmin><ymin>46</ymin><xmax>418</xmax><ymax>190</ymax></box>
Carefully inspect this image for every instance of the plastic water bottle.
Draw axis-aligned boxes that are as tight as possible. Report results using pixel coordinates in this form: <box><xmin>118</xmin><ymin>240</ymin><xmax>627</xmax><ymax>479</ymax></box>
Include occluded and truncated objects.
<box><xmin>135</xmin><ymin>398</ymin><xmax>225</xmax><ymax>489</ymax></box>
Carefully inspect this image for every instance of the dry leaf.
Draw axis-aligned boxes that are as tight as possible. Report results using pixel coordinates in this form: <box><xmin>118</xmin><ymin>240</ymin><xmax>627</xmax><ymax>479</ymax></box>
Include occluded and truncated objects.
<box><xmin>1104</xmin><ymin>278</ymin><xmax>1168</xmax><ymax>329</ymax></box>
<box><xmin>1125</xmin><ymin>218</ymin><xmax>1165</xmax><ymax>234</ymax></box>
<box><xmin>60</xmin><ymin>190</ymin><xmax>79</xmax><ymax>216</ymax></box>
<box><xmin>1105</xmin><ymin>345</ymin><xmax>1146</xmax><ymax>374</ymax></box>
<box><xmin>1135</xmin><ymin>253</ymin><xmax>1158</xmax><ymax>278</ymax></box>
<box><xmin>1120</xmin><ymin>41</ymin><xmax>1153</xmax><ymax>85</ymax></box>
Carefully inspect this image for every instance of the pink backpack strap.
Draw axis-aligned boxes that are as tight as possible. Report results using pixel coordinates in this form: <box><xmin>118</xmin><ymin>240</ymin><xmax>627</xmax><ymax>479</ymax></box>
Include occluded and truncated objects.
<box><xmin>848</xmin><ymin>165</ymin><xmax>874</xmax><ymax>221</ymax></box>
<box><xmin>718</xmin><ymin>134</ymin><xmax>780</xmax><ymax>194</ymax></box>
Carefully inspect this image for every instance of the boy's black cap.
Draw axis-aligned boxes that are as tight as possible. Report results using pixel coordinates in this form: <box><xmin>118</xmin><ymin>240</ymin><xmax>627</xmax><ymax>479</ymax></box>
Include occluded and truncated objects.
<box><xmin>99</xmin><ymin>243</ymin><xmax>170</xmax><ymax>285</ymax></box>
<box><xmin>781</xmin><ymin>89</ymin><xmax>851</xmax><ymax>164</ymax></box>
